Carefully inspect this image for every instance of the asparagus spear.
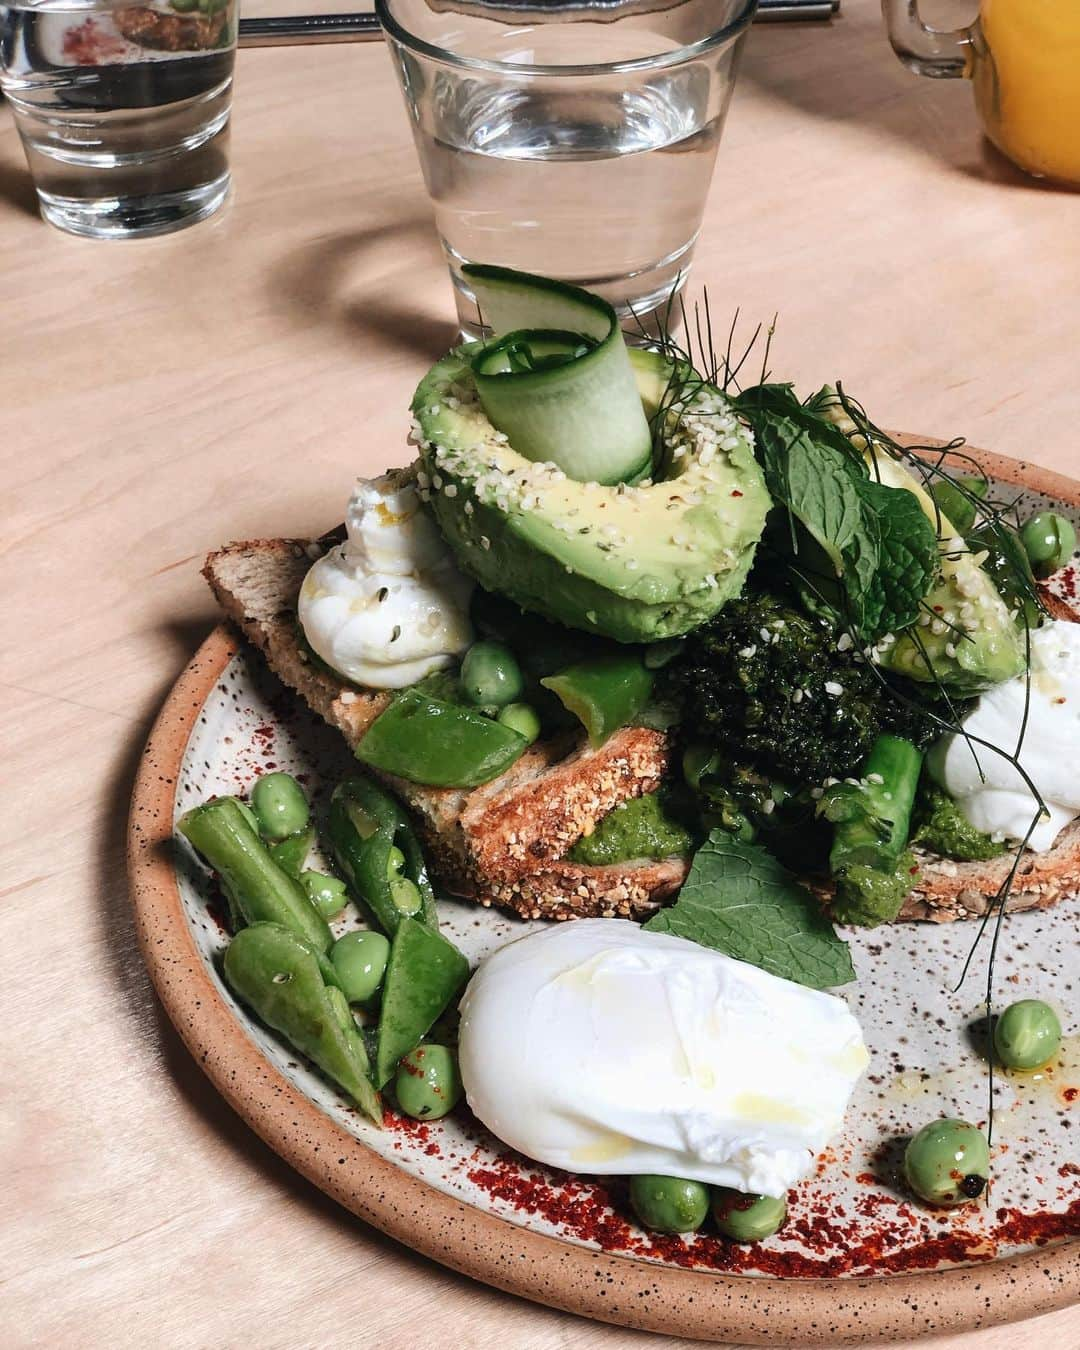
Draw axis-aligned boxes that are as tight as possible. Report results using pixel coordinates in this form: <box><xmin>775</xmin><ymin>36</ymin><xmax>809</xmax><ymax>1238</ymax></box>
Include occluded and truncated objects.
<box><xmin>823</xmin><ymin>734</ymin><xmax>923</xmax><ymax>927</ymax></box>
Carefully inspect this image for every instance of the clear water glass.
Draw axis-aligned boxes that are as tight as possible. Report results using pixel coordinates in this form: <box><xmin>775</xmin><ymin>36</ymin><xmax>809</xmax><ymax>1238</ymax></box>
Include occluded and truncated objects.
<box><xmin>0</xmin><ymin>0</ymin><xmax>236</xmax><ymax>238</ymax></box>
<box><xmin>376</xmin><ymin>0</ymin><xmax>759</xmax><ymax>337</ymax></box>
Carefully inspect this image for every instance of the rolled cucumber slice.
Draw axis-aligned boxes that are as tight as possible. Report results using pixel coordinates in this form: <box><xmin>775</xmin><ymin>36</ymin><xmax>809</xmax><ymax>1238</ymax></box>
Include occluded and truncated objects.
<box><xmin>464</xmin><ymin>264</ymin><xmax>653</xmax><ymax>486</ymax></box>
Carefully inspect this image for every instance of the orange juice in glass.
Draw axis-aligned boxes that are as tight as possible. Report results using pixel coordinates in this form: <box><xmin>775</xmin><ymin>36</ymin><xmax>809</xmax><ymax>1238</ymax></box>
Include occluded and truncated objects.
<box><xmin>882</xmin><ymin>0</ymin><xmax>1080</xmax><ymax>187</ymax></box>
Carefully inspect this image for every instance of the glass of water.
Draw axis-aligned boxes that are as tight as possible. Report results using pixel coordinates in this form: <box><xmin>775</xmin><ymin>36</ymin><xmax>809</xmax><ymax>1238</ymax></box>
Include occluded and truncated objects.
<box><xmin>0</xmin><ymin>0</ymin><xmax>236</xmax><ymax>238</ymax></box>
<box><xmin>376</xmin><ymin>0</ymin><xmax>758</xmax><ymax>336</ymax></box>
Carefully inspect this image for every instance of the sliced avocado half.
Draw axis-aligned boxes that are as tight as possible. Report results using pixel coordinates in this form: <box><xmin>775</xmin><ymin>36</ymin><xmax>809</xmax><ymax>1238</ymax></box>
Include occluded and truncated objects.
<box><xmin>411</xmin><ymin>346</ymin><xmax>770</xmax><ymax>644</ymax></box>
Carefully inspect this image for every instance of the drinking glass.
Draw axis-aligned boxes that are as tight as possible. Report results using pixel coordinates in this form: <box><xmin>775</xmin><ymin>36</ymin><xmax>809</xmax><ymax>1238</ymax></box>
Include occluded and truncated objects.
<box><xmin>0</xmin><ymin>0</ymin><xmax>237</xmax><ymax>238</ymax></box>
<box><xmin>376</xmin><ymin>0</ymin><xmax>760</xmax><ymax>337</ymax></box>
<box><xmin>882</xmin><ymin>0</ymin><xmax>1080</xmax><ymax>187</ymax></box>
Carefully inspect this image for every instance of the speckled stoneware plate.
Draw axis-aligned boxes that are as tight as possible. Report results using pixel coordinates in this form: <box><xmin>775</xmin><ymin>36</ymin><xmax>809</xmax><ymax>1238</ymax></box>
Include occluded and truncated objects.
<box><xmin>129</xmin><ymin>441</ymin><xmax>1080</xmax><ymax>1344</ymax></box>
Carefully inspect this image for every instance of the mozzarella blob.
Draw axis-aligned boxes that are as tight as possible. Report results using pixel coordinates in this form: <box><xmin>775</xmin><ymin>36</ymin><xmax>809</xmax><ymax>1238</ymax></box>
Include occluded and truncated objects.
<box><xmin>458</xmin><ymin>921</ymin><xmax>868</xmax><ymax>1197</ymax></box>
<box><xmin>929</xmin><ymin>619</ymin><xmax>1080</xmax><ymax>852</ymax></box>
<box><xmin>298</xmin><ymin>473</ymin><xmax>474</xmax><ymax>689</ymax></box>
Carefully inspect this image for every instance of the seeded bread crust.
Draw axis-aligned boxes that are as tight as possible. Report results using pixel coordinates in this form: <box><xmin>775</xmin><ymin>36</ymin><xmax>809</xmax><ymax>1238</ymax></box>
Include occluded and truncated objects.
<box><xmin>202</xmin><ymin>535</ymin><xmax>1079</xmax><ymax>924</ymax></box>
<box><xmin>203</xmin><ymin>534</ymin><xmax>673</xmax><ymax>919</ymax></box>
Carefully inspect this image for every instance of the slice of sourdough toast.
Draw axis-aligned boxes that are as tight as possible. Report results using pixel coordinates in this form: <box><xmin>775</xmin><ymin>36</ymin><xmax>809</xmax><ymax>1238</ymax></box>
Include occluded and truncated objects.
<box><xmin>204</xmin><ymin>534</ymin><xmax>680</xmax><ymax>921</ymax></box>
<box><xmin>203</xmin><ymin>535</ymin><xmax>1080</xmax><ymax>924</ymax></box>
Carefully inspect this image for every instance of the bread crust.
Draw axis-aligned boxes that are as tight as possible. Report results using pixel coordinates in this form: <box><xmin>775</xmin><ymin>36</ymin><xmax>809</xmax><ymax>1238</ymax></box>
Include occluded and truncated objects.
<box><xmin>203</xmin><ymin>537</ymin><xmax>1080</xmax><ymax>924</ymax></box>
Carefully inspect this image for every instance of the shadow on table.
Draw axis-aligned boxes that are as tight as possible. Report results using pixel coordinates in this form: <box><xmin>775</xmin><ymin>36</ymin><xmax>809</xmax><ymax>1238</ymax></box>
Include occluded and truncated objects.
<box><xmin>0</xmin><ymin>153</ymin><xmax>40</xmax><ymax>219</ymax></box>
<box><xmin>274</xmin><ymin>216</ymin><xmax>459</xmax><ymax>359</ymax></box>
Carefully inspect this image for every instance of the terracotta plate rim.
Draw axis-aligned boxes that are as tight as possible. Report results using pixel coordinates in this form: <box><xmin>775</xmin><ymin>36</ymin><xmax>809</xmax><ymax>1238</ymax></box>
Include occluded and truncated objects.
<box><xmin>127</xmin><ymin>441</ymin><xmax>1080</xmax><ymax>1345</ymax></box>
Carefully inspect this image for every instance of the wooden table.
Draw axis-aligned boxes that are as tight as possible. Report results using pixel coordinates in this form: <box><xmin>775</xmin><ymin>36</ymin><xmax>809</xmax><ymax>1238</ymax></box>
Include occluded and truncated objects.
<box><xmin>3</xmin><ymin>2</ymin><xmax>1078</xmax><ymax>1345</ymax></box>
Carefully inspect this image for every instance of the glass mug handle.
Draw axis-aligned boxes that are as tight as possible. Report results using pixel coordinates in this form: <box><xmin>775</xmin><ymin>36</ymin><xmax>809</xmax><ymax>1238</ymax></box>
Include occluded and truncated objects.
<box><xmin>881</xmin><ymin>0</ymin><xmax>977</xmax><ymax>78</ymax></box>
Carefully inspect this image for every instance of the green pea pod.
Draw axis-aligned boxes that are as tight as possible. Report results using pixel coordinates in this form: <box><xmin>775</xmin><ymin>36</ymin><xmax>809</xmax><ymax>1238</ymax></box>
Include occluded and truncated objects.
<box><xmin>178</xmin><ymin>797</ymin><xmax>332</xmax><ymax>952</ymax></box>
<box><xmin>268</xmin><ymin>824</ymin><xmax>314</xmax><ymax>880</ymax></box>
<box><xmin>328</xmin><ymin>778</ymin><xmax>438</xmax><ymax>937</ymax></box>
<box><xmin>223</xmin><ymin>923</ymin><xmax>380</xmax><ymax>1123</ymax></box>
<box><xmin>375</xmin><ymin>916</ymin><xmax>471</xmax><ymax>1087</ymax></box>
<box><xmin>541</xmin><ymin>651</ymin><xmax>654</xmax><ymax>747</ymax></box>
<box><xmin>967</xmin><ymin>521</ymin><xmax>1045</xmax><ymax>629</ymax></box>
<box><xmin>357</xmin><ymin>689</ymin><xmax>528</xmax><ymax>788</ymax></box>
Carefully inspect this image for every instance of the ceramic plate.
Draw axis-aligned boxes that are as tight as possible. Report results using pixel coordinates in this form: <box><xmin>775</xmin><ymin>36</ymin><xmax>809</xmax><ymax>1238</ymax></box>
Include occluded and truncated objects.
<box><xmin>129</xmin><ymin>441</ymin><xmax>1080</xmax><ymax>1344</ymax></box>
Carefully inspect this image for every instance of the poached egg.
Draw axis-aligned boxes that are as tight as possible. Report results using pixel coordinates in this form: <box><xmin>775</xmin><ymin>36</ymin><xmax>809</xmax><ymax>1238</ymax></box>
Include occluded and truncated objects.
<box><xmin>929</xmin><ymin>618</ymin><xmax>1080</xmax><ymax>852</ymax></box>
<box><xmin>458</xmin><ymin>921</ymin><xmax>868</xmax><ymax>1197</ymax></box>
<box><xmin>298</xmin><ymin>473</ymin><xmax>474</xmax><ymax>689</ymax></box>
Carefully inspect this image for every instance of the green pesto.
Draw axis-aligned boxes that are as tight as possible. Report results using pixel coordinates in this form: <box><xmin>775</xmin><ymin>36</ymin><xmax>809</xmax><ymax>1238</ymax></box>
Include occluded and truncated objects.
<box><xmin>831</xmin><ymin>851</ymin><xmax>920</xmax><ymax>928</ymax></box>
<box><xmin>568</xmin><ymin>790</ymin><xmax>693</xmax><ymax>867</ymax></box>
<box><xmin>912</xmin><ymin>786</ymin><xmax>1007</xmax><ymax>862</ymax></box>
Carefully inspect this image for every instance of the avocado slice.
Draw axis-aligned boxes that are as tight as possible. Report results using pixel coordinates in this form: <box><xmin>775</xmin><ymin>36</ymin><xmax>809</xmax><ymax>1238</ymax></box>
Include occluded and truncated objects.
<box><xmin>864</xmin><ymin>452</ymin><xmax>1025</xmax><ymax>692</ymax></box>
<box><xmin>410</xmin><ymin>346</ymin><xmax>770</xmax><ymax>644</ymax></box>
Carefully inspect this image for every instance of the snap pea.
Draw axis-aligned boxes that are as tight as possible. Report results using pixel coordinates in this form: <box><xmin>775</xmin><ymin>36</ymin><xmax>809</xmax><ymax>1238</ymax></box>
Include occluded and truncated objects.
<box><xmin>357</xmin><ymin>689</ymin><xmax>529</xmax><ymax>788</ymax></box>
<box><xmin>540</xmin><ymin>651</ymin><xmax>654</xmax><ymax>747</ymax></box>
<box><xmin>268</xmin><ymin>824</ymin><xmax>314</xmax><ymax>880</ymax></box>
<box><xmin>223</xmin><ymin>922</ymin><xmax>380</xmax><ymax>1123</ymax></box>
<box><xmin>394</xmin><ymin>1044</ymin><xmax>463</xmax><ymax>1120</ymax></box>
<box><xmin>328</xmin><ymin>777</ymin><xmax>438</xmax><ymax>937</ymax></box>
<box><xmin>301</xmin><ymin>870</ymin><xmax>349</xmax><ymax>920</ymax></box>
<box><xmin>928</xmin><ymin>476</ymin><xmax>986</xmax><ymax>535</ymax></box>
<box><xmin>178</xmin><ymin>797</ymin><xmax>332</xmax><ymax>952</ymax></box>
<box><xmin>374</xmin><ymin>916</ymin><xmax>470</xmax><ymax>1087</ymax></box>
<box><xmin>251</xmin><ymin>772</ymin><xmax>310</xmax><ymax>841</ymax></box>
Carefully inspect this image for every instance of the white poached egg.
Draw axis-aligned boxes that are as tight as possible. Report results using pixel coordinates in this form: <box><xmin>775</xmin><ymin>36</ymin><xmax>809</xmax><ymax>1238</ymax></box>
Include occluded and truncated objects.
<box><xmin>458</xmin><ymin>920</ymin><xmax>868</xmax><ymax>1197</ymax></box>
<box><xmin>298</xmin><ymin>473</ymin><xmax>474</xmax><ymax>689</ymax></box>
<box><xmin>929</xmin><ymin>618</ymin><xmax>1080</xmax><ymax>852</ymax></box>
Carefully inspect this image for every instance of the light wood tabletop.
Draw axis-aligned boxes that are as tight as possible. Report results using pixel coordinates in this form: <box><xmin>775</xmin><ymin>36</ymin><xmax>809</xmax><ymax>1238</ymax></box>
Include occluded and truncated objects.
<box><xmin>3</xmin><ymin>1</ymin><xmax>1078</xmax><ymax>1346</ymax></box>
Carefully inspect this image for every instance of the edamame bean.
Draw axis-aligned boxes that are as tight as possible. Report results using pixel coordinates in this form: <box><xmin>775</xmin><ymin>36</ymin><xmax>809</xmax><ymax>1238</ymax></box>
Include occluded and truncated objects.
<box><xmin>903</xmin><ymin>1119</ymin><xmax>990</xmax><ymax>1206</ymax></box>
<box><xmin>394</xmin><ymin>1044</ymin><xmax>462</xmax><ymax>1120</ymax></box>
<box><xmin>461</xmin><ymin>641</ymin><xmax>524</xmax><ymax>708</ymax></box>
<box><xmin>301</xmin><ymin>870</ymin><xmax>348</xmax><ymax>920</ymax></box>
<box><xmin>628</xmin><ymin>1175</ymin><xmax>709</xmax><ymax>1235</ymax></box>
<box><xmin>712</xmin><ymin>1189</ymin><xmax>787</xmax><ymax>1242</ymax></box>
<box><xmin>330</xmin><ymin>930</ymin><xmax>390</xmax><ymax>1004</ymax></box>
<box><xmin>496</xmin><ymin>702</ymin><xmax>541</xmax><ymax>744</ymax></box>
<box><xmin>251</xmin><ymin>772</ymin><xmax>310</xmax><ymax>841</ymax></box>
<box><xmin>994</xmin><ymin>999</ymin><xmax>1062</xmax><ymax>1071</ymax></box>
<box><xmin>1020</xmin><ymin>511</ymin><xmax>1077</xmax><ymax>578</ymax></box>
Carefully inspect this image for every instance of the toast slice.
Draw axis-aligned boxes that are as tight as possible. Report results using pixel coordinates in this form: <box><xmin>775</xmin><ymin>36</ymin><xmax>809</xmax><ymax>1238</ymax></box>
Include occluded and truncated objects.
<box><xmin>204</xmin><ymin>534</ymin><xmax>681</xmax><ymax>921</ymax></box>
<box><xmin>203</xmin><ymin>536</ymin><xmax>1080</xmax><ymax>924</ymax></box>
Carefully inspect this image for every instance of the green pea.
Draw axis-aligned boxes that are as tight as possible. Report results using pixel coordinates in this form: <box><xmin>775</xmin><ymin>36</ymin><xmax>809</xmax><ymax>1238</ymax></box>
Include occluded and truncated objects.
<box><xmin>389</xmin><ymin>875</ymin><xmax>422</xmax><ymax>916</ymax></box>
<box><xmin>251</xmin><ymin>772</ymin><xmax>310</xmax><ymax>842</ymax></box>
<box><xmin>461</xmin><ymin>641</ymin><xmax>524</xmax><ymax>709</ymax></box>
<box><xmin>994</xmin><ymin>999</ymin><xmax>1062</xmax><ymax>1071</ymax></box>
<box><xmin>496</xmin><ymin>702</ymin><xmax>541</xmax><ymax>744</ymax></box>
<box><xmin>330</xmin><ymin>930</ymin><xmax>390</xmax><ymax>1004</ymax></box>
<box><xmin>301</xmin><ymin>870</ymin><xmax>348</xmax><ymax>920</ymax></box>
<box><xmin>1020</xmin><ymin>511</ymin><xmax>1077</xmax><ymax>578</ymax></box>
<box><xmin>394</xmin><ymin>1044</ymin><xmax>462</xmax><ymax>1120</ymax></box>
<box><xmin>628</xmin><ymin>1174</ymin><xmax>709</xmax><ymax>1235</ymax></box>
<box><xmin>903</xmin><ymin>1119</ymin><xmax>990</xmax><ymax>1207</ymax></box>
<box><xmin>712</xmin><ymin>1189</ymin><xmax>787</xmax><ymax>1242</ymax></box>
<box><xmin>385</xmin><ymin>845</ymin><xmax>406</xmax><ymax>878</ymax></box>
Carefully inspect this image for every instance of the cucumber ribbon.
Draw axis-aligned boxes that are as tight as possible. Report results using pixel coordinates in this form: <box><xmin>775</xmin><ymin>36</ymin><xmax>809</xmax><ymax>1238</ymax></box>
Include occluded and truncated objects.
<box><xmin>465</xmin><ymin>264</ymin><xmax>653</xmax><ymax>486</ymax></box>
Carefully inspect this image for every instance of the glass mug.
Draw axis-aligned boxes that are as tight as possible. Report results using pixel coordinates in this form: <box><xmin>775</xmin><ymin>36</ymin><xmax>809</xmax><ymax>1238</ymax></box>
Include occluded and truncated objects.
<box><xmin>882</xmin><ymin>0</ymin><xmax>1080</xmax><ymax>187</ymax></box>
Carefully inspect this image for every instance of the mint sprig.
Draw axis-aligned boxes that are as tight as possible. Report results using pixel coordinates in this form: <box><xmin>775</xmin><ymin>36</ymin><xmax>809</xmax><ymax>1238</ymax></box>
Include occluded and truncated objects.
<box><xmin>644</xmin><ymin>831</ymin><xmax>855</xmax><ymax>989</ymax></box>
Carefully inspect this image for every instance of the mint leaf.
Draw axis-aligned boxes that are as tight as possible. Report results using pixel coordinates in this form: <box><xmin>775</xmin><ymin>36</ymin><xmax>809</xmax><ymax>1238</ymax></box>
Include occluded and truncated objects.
<box><xmin>854</xmin><ymin>478</ymin><xmax>940</xmax><ymax>639</ymax></box>
<box><xmin>644</xmin><ymin>831</ymin><xmax>855</xmax><ymax>989</ymax></box>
